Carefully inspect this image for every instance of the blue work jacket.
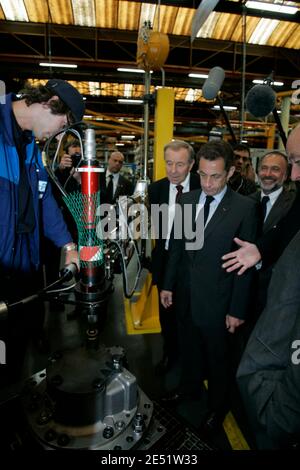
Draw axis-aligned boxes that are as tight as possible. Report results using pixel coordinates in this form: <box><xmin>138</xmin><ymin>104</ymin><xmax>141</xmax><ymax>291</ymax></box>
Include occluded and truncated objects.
<box><xmin>0</xmin><ymin>93</ymin><xmax>72</xmax><ymax>272</ymax></box>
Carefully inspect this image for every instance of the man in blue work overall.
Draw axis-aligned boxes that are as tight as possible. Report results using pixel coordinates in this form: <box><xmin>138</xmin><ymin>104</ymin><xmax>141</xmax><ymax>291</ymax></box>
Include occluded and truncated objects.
<box><xmin>0</xmin><ymin>79</ymin><xmax>84</xmax><ymax>386</ymax></box>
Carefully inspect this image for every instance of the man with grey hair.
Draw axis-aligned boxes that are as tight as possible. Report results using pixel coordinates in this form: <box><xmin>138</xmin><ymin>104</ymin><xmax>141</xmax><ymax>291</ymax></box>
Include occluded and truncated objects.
<box><xmin>148</xmin><ymin>140</ymin><xmax>200</xmax><ymax>375</ymax></box>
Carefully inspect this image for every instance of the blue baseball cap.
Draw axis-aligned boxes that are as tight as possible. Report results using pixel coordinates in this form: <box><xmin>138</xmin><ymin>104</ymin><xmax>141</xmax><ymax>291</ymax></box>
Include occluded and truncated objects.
<box><xmin>45</xmin><ymin>79</ymin><xmax>85</xmax><ymax>123</ymax></box>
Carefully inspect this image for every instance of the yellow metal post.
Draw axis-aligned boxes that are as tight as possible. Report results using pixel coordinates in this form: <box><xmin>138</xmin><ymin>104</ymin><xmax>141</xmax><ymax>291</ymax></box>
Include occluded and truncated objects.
<box><xmin>124</xmin><ymin>88</ymin><xmax>174</xmax><ymax>334</ymax></box>
<box><xmin>153</xmin><ymin>87</ymin><xmax>174</xmax><ymax>181</ymax></box>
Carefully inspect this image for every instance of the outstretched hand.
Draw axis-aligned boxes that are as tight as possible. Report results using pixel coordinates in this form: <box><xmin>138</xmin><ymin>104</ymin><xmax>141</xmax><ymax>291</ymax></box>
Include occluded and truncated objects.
<box><xmin>221</xmin><ymin>237</ymin><xmax>261</xmax><ymax>275</ymax></box>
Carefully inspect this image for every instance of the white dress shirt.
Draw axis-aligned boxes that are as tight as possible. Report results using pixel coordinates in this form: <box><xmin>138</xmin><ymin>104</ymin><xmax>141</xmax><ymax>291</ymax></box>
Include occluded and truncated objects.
<box><xmin>261</xmin><ymin>186</ymin><xmax>283</xmax><ymax>221</ymax></box>
<box><xmin>106</xmin><ymin>170</ymin><xmax>120</xmax><ymax>197</ymax></box>
<box><xmin>196</xmin><ymin>185</ymin><xmax>228</xmax><ymax>226</ymax></box>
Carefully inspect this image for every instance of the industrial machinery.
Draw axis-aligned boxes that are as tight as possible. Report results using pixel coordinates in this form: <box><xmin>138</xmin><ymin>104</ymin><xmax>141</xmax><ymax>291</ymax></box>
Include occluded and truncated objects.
<box><xmin>0</xmin><ymin>127</ymin><xmax>161</xmax><ymax>450</ymax></box>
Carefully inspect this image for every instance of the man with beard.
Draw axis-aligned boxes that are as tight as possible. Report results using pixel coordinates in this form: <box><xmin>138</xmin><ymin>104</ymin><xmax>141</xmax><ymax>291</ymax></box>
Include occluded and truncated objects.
<box><xmin>249</xmin><ymin>150</ymin><xmax>295</xmax><ymax>316</ymax></box>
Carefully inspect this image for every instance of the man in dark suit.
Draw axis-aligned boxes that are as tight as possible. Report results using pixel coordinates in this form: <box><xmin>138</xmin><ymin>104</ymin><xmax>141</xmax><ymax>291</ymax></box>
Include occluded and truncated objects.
<box><xmin>160</xmin><ymin>141</ymin><xmax>258</xmax><ymax>433</ymax></box>
<box><xmin>148</xmin><ymin>140</ymin><xmax>200</xmax><ymax>375</ymax></box>
<box><xmin>103</xmin><ymin>151</ymin><xmax>134</xmax><ymax>204</ymax></box>
<box><xmin>250</xmin><ymin>150</ymin><xmax>295</xmax><ymax>317</ymax></box>
<box><xmin>237</xmin><ymin>127</ymin><xmax>300</xmax><ymax>448</ymax></box>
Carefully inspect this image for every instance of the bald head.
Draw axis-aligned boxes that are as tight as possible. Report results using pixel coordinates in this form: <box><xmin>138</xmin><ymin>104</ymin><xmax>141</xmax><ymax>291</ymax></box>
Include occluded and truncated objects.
<box><xmin>286</xmin><ymin>125</ymin><xmax>300</xmax><ymax>182</ymax></box>
<box><xmin>286</xmin><ymin>125</ymin><xmax>300</xmax><ymax>157</ymax></box>
<box><xmin>108</xmin><ymin>151</ymin><xmax>124</xmax><ymax>173</ymax></box>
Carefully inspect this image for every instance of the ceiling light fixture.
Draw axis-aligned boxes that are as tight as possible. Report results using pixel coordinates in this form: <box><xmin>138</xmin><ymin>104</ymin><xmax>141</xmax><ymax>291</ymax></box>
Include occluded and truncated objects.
<box><xmin>188</xmin><ymin>73</ymin><xmax>209</xmax><ymax>79</ymax></box>
<box><xmin>39</xmin><ymin>62</ymin><xmax>78</xmax><ymax>68</ymax></box>
<box><xmin>117</xmin><ymin>68</ymin><xmax>153</xmax><ymax>74</ymax></box>
<box><xmin>245</xmin><ymin>1</ymin><xmax>297</xmax><ymax>15</ymax></box>
<box><xmin>117</xmin><ymin>99</ymin><xmax>143</xmax><ymax>104</ymax></box>
<box><xmin>121</xmin><ymin>135</ymin><xmax>135</xmax><ymax>139</ymax></box>
<box><xmin>252</xmin><ymin>79</ymin><xmax>284</xmax><ymax>86</ymax></box>
<box><xmin>213</xmin><ymin>105</ymin><xmax>237</xmax><ymax>111</ymax></box>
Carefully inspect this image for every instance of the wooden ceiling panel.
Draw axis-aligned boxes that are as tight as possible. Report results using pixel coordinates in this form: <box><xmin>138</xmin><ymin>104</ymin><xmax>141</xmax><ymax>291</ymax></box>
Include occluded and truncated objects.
<box><xmin>49</xmin><ymin>0</ymin><xmax>73</xmax><ymax>25</ymax></box>
<box><xmin>118</xmin><ymin>1</ymin><xmax>140</xmax><ymax>31</ymax></box>
<box><xmin>285</xmin><ymin>25</ymin><xmax>300</xmax><ymax>48</ymax></box>
<box><xmin>0</xmin><ymin>4</ymin><xmax>5</xmax><ymax>20</ymax></box>
<box><xmin>213</xmin><ymin>13</ymin><xmax>240</xmax><ymax>41</ymax></box>
<box><xmin>24</xmin><ymin>0</ymin><xmax>49</xmax><ymax>23</ymax></box>
<box><xmin>268</xmin><ymin>21</ymin><xmax>298</xmax><ymax>47</ymax></box>
<box><xmin>281</xmin><ymin>23</ymin><xmax>300</xmax><ymax>48</ymax></box>
<box><xmin>132</xmin><ymin>84</ymin><xmax>146</xmax><ymax>97</ymax></box>
<box><xmin>245</xmin><ymin>16</ymin><xmax>261</xmax><ymax>42</ymax></box>
<box><xmin>153</xmin><ymin>5</ymin><xmax>178</xmax><ymax>34</ymax></box>
<box><xmin>173</xmin><ymin>7</ymin><xmax>194</xmax><ymax>36</ymax></box>
<box><xmin>96</xmin><ymin>0</ymin><xmax>117</xmax><ymax>29</ymax></box>
<box><xmin>1</xmin><ymin>1</ymin><xmax>300</xmax><ymax>50</ymax></box>
<box><xmin>173</xmin><ymin>87</ymin><xmax>187</xmax><ymax>101</ymax></box>
<box><xmin>228</xmin><ymin>15</ymin><xmax>254</xmax><ymax>43</ymax></box>
<box><xmin>197</xmin><ymin>11</ymin><xmax>219</xmax><ymax>39</ymax></box>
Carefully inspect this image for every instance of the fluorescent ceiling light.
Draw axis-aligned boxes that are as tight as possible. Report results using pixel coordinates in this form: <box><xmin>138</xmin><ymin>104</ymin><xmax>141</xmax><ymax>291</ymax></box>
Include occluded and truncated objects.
<box><xmin>118</xmin><ymin>99</ymin><xmax>143</xmax><ymax>104</ymax></box>
<box><xmin>117</xmin><ymin>68</ymin><xmax>153</xmax><ymax>74</ymax></box>
<box><xmin>252</xmin><ymin>79</ymin><xmax>284</xmax><ymax>86</ymax></box>
<box><xmin>246</xmin><ymin>1</ymin><xmax>297</xmax><ymax>15</ymax></box>
<box><xmin>116</xmin><ymin>143</ymin><xmax>125</xmax><ymax>146</ymax></box>
<box><xmin>188</xmin><ymin>73</ymin><xmax>209</xmax><ymax>79</ymax></box>
<box><xmin>213</xmin><ymin>105</ymin><xmax>237</xmax><ymax>111</ymax></box>
<box><xmin>39</xmin><ymin>62</ymin><xmax>78</xmax><ymax>69</ymax></box>
<box><xmin>121</xmin><ymin>135</ymin><xmax>135</xmax><ymax>139</ymax></box>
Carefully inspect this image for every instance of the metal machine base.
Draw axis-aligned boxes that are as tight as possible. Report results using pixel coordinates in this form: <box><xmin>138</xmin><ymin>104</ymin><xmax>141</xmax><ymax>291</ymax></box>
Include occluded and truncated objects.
<box><xmin>20</xmin><ymin>344</ymin><xmax>163</xmax><ymax>450</ymax></box>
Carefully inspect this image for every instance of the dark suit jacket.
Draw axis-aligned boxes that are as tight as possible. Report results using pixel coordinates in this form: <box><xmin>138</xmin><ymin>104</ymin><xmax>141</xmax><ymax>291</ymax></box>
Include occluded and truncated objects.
<box><xmin>148</xmin><ymin>172</ymin><xmax>201</xmax><ymax>287</ymax></box>
<box><xmin>237</xmin><ymin>229</ymin><xmax>300</xmax><ymax>448</ymax></box>
<box><xmin>256</xmin><ymin>185</ymin><xmax>300</xmax><ymax>269</ymax></box>
<box><xmin>250</xmin><ymin>189</ymin><xmax>296</xmax><ymax>313</ymax></box>
<box><xmin>250</xmin><ymin>188</ymin><xmax>295</xmax><ymax>235</ymax></box>
<box><xmin>163</xmin><ymin>187</ymin><xmax>258</xmax><ymax>328</ymax></box>
<box><xmin>100</xmin><ymin>172</ymin><xmax>134</xmax><ymax>204</ymax></box>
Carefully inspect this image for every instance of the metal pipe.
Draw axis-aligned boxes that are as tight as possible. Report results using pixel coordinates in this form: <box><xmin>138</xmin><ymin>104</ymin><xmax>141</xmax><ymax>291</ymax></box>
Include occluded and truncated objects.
<box><xmin>143</xmin><ymin>71</ymin><xmax>151</xmax><ymax>180</ymax></box>
<box><xmin>240</xmin><ymin>5</ymin><xmax>247</xmax><ymax>142</ymax></box>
